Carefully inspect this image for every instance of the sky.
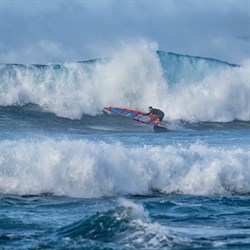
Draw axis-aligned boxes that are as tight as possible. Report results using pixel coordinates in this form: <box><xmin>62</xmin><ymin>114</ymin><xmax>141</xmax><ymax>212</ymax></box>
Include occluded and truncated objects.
<box><xmin>1</xmin><ymin>0</ymin><xmax>249</xmax><ymax>64</ymax></box>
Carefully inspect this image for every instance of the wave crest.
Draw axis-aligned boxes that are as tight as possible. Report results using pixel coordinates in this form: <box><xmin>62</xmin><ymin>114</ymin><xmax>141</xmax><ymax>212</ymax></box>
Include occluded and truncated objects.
<box><xmin>1</xmin><ymin>42</ymin><xmax>249</xmax><ymax>121</ymax></box>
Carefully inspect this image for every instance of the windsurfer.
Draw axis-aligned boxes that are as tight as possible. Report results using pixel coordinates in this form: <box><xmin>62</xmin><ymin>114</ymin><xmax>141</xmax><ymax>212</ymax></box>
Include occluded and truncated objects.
<box><xmin>144</xmin><ymin>106</ymin><xmax>165</xmax><ymax>123</ymax></box>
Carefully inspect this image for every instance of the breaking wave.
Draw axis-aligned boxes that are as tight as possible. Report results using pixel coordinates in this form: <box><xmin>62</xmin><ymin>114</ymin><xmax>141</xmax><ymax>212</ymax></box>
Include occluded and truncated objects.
<box><xmin>1</xmin><ymin>42</ymin><xmax>249</xmax><ymax>121</ymax></box>
<box><xmin>0</xmin><ymin>138</ymin><xmax>249</xmax><ymax>197</ymax></box>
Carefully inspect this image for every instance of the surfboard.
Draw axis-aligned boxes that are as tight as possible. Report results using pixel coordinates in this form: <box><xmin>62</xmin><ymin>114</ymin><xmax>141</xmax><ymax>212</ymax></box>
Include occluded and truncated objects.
<box><xmin>104</xmin><ymin>106</ymin><xmax>167</xmax><ymax>132</ymax></box>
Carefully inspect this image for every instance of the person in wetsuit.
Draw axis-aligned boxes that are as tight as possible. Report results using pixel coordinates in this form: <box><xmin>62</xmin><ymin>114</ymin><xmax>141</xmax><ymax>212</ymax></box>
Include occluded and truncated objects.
<box><xmin>144</xmin><ymin>106</ymin><xmax>165</xmax><ymax>123</ymax></box>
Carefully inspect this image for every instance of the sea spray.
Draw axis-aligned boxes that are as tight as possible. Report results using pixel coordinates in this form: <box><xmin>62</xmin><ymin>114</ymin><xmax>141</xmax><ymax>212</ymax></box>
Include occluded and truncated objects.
<box><xmin>1</xmin><ymin>43</ymin><xmax>249</xmax><ymax>122</ymax></box>
<box><xmin>165</xmin><ymin>63</ymin><xmax>250</xmax><ymax>121</ymax></box>
<box><xmin>0</xmin><ymin>42</ymin><xmax>167</xmax><ymax>119</ymax></box>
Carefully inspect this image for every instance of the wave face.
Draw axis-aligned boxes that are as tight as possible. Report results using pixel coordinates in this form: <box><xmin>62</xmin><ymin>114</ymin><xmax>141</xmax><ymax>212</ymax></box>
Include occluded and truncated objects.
<box><xmin>0</xmin><ymin>138</ymin><xmax>249</xmax><ymax>197</ymax></box>
<box><xmin>1</xmin><ymin>43</ymin><xmax>249</xmax><ymax>121</ymax></box>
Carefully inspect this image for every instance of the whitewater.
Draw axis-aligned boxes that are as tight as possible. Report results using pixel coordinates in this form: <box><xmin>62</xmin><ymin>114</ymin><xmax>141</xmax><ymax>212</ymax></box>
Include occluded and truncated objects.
<box><xmin>0</xmin><ymin>43</ymin><xmax>249</xmax><ymax>249</ymax></box>
<box><xmin>1</xmin><ymin>43</ymin><xmax>249</xmax><ymax>121</ymax></box>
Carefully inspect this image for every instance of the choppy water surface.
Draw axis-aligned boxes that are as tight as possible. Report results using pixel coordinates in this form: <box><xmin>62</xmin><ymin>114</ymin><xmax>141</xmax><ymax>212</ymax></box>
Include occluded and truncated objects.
<box><xmin>0</xmin><ymin>50</ymin><xmax>249</xmax><ymax>249</ymax></box>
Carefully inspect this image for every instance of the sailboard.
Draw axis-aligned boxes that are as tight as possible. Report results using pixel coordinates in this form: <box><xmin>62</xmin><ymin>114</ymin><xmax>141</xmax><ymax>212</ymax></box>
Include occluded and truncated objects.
<box><xmin>104</xmin><ymin>107</ymin><xmax>167</xmax><ymax>132</ymax></box>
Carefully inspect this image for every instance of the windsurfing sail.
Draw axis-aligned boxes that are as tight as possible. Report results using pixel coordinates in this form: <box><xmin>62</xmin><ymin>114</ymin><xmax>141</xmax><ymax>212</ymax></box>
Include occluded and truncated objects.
<box><xmin>104</xmin><ymin>106</ymin><xmax>160</xmax><ymax>125</ymax></box>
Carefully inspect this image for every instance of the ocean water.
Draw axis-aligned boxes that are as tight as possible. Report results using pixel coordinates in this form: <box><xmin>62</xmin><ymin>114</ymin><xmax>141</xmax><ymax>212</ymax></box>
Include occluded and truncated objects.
<box><xmin>0</xmin><ymin>45</ymin><xmax>250</xmax><ymax>249</ymax></box>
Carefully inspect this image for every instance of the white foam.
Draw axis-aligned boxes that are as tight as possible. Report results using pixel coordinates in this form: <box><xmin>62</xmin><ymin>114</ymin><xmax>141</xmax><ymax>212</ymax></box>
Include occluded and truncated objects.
<box><xmin>2</xmin><ymin>40</ymin><xmax>248</xmax><ymax>122</ymax></box>
<box><xmin>118</xmin><ymin>198</ymin><xmax>184</xmax><ymax>248</ymax></box>
<box><xmin>165</xmin><ymin>61</ymin><xmax>250</xmax><ymax>121</ymax></box>
<box><xmin>0</xmin><ymin>138</ymin><xmax>249</xmax><ymax>197</ymax></box>
<box><xmin>0</xmin><ymin>41</ymin><xmax>167</xmax><ymax>119</ymax></box>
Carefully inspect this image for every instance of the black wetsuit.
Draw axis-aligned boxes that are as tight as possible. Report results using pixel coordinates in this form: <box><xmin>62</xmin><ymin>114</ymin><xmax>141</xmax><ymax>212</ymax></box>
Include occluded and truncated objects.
<box><xmin>145</xmin><ymin>108</ymin><xmax>165</xmax><ymax>122</ymax></box>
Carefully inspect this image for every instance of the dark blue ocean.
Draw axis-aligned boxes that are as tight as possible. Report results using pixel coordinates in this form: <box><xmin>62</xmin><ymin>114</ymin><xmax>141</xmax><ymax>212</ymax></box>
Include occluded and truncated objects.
<box><xmin>0</xmin><ymin>50</ymin><xmax>250</xmax><ymax>249</ymax></box>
